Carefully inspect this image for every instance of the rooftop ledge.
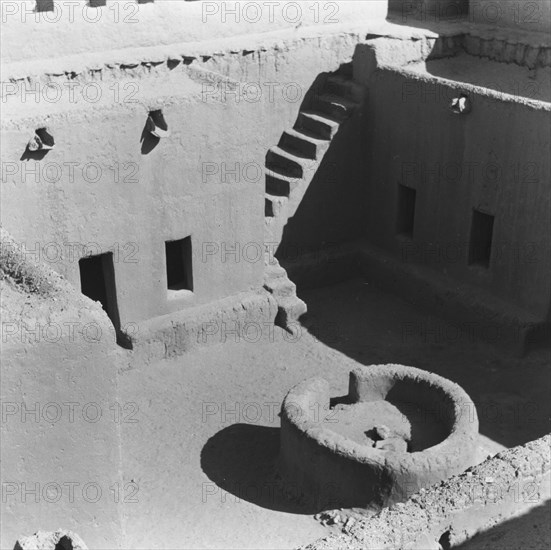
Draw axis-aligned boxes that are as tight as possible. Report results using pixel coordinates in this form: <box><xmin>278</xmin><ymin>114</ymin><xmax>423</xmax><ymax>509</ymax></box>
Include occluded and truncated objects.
<box><xmin>1</xmin><ymin>1</ymin><xmax>549</xmax><ymax>81</ymax></box>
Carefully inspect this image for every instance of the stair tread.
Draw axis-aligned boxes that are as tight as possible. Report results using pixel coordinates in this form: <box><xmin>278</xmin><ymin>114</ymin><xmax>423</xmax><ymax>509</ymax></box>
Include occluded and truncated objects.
<box><xmin>300</xmin><ymin>109</ymin><xmax>345</xmax><ymax>126</ymax></box>
<box><xmin>316</xmin><ymin>93</ymin><xmax>359</xmax><ymax>109</ymax></box>
<box><xmin>268</xmin><ymin>146</ymin><xmax>313</xmax><ymax>165</ymax></box>
<box><xmin>266</xmin><ymin>277</ymin><xmax>296</xmax><ymax>291</ymax></box>
<box><xmin>300</xmin><ymin>110</ymin><xmax>342</xmax><ymax>127</ymax></box>
<box><xmin>283</xmin><ymin>127</ymin><xmax>330</xmax><ymax>145</ymax></box>
<box><xmin>276</xmin><ymin>294</ymin><xmax>307</xmax><ymax>308</ymax></box>
<box><xmin>265</xmin><ymin>168</ymin><xmax>298</xmax><ymax>183</ymax></box>
<box><xmin>265</xmin><ymin>193</ymin><xmax>288</xmax><ymax>203</ymax></box>
<box><xmin>264</xmin><ymin>263</ymin><xmax>287</xmax><ymax>276</ymax></box>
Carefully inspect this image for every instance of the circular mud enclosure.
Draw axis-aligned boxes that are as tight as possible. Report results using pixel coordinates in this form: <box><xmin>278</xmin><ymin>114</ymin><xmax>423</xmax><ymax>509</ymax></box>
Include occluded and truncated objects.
<box><xmin>279</xmin><ymin>364</ymin><xmax>479</xmax><ymax>512</ymax></box>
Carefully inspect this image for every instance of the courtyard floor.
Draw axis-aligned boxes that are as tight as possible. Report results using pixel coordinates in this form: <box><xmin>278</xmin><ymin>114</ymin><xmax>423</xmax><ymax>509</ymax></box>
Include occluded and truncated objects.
<box><xmin>119</xmin><ymin>278</ymin><xmax>550</xmax><ymax>549</ymax></box>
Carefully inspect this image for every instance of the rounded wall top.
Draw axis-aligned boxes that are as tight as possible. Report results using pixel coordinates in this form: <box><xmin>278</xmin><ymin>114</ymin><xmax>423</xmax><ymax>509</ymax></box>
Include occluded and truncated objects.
<box><xmin>281</xmin><ymin>363</ymin><xmax>479</xmax><ymax>468</ymax></box>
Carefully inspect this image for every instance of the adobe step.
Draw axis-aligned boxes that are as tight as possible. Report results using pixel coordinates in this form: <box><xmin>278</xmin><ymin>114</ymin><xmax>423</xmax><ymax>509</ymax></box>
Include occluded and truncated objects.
<box><xmin>264</xmin><ymin>255</ymin><xmax>287</xmax><ymax>279</ymax></box>
<box><xmin>266</xmin><ymin>146</ymin><xmax>310</xmax><ymax>179</ymax></box>
<box><xmin>265</xmin><ymin>275</ymin><xmax>297</xmax><ymax>299</ymax></box>
<box><xmin>265</xmin><ymin>169</ymin><xmax>301</xmax><ymax>197</ymax></box>
<box><xmin>313</xmin><ymin>94</ymin><xmax>359</xmax><ymax>122</ymax></box>
<box><xmin>265</xmin><ymin>194</ymin><xmax>287</xmax><ymax>218</ymax></box>
<box><xmin>295</xmin><ymin>111</ymin><xmax>341</xmax><ymax>140</ymax></box>
<box><xmin>279</xmin><ymin>128</ymin><xmax>330</xmax><ymax>160</ymax></box>
<box><xmin>275</xmin><ymin>294</ymin><xmax>308</xmax><ymax>327</ymax></box>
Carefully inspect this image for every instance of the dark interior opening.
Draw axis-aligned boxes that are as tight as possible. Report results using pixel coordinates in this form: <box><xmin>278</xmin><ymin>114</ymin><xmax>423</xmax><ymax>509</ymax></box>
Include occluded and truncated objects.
<box><xmin>35</xmin><ymin>128</ymin><xmax>55</xmax><ymax>148</ymax></box>
<box><xmin>438</xmin><ymin>530</ymin><xmax>452</xmax><ymax>550</ymax></box>
<box><xmin>469</xmin><ymin>209</ymin><xmax>494</xmax><ymax>268</ymax></box>
<box><xmin>166</xmin><ymin>237</ymin><xmax>193</xmax><ymax>292</ymax></box>
<box><xmin>397</xmin><ymin>184</ymin><xmax>416</xmax><ymax>237</ymax></box>
<box><xmin>79</xmin><ymin>253</ymin><xmax>132</xmax><ymax>349</ymax></box>
<box><xmin>36</xmin><ymin>0</ymin><xmax>55</xmax><ymax>12</ymax></box>
<box><xmin>149</xmin><ymin>109</ymin><xmax>168</xmax><ymax>132</ymax></box>
<box><xmin>55</xmin><ymin>536</ymin><xmax>74</xmax><ymax>550</ymax></box>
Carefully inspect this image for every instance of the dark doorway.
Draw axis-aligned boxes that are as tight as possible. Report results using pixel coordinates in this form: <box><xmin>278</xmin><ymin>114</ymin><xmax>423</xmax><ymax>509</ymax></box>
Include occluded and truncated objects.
<box><xmin>397</xmin><ymin>184</ymin><xmax>417</xmax><ymax>238</ymax></box>
<box><xmin>469</xmin><ymin>209</ymin><xmax>494</xmax><ymax>268</ymax></box>
<box><xmin>79</xmin><ymin>253</ymin><xmax>131</xmax><ymax>348</ymax></box>
<box><xmin>165</xmin><ymin>237</ymin><xmax>193</xmax><ymax>292</ymax></box>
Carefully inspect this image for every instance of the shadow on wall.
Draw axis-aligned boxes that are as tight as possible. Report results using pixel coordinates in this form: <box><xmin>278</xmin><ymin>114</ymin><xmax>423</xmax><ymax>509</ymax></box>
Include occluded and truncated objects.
<box><xmin>273</xmin><ymin>35</ymin><xmax>550</xmax><ymax>449</ymax></box>
<box><xmin>140</xmin><ymin>123</ymin><xmax>160</xmax><ymax>155</ymax></box>
<box><xmin>199</xmin><ymin>66</ymin><xmax>369</xmax><ymax>517</ymax></box>
<box><xmin>387</xmin><ymin>0</ymin><xmax>470</xmax><ymax>30</ymax></box>
<box><xmin>270</xmin><ymin>58</ymin><xmax>369</xmax><ymax>270</ymax></box>
<box><xmin>200</xmin><ymin>424</ymin><xmax>329</xmax><ymax>515</ymax></box>
<box><xmin>276</xmin><ymin>87</ymin><xmax>367</xmax><ymax>262</ymax></box>
<box><xmin>301</xmin><ymin>278</ymin><xmax>551</xmax><ymax>449</ymax></box>
<box><xmin>452</xmin><ymin>499</ymin><xmax>551</xmax><ymax>549</ymax></box>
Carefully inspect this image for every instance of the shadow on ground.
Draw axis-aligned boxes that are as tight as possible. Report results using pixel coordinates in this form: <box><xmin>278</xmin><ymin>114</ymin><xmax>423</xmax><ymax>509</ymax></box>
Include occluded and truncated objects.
<box><xmin>299</xmin><ymin>278</ymin><xmax>551</xmax><ymax>450</ymax></box>
<box><xmin>453</xmin><ymin>499</ymin><xmax>551</xmax><ymax>549</ymax></box>
<box><xmin>200</xmin><ymin>423</ymin><xmax>325</xmax><ymax>515</ymax></box>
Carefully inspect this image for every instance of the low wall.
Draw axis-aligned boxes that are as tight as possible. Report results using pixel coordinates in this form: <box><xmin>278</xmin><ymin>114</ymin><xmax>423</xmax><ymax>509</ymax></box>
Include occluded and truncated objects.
<box><xmin>129</xmin><ymin>288</ymin><xmax>278</xmax><ymax>367</ymax></box>
<box><xmin>304</xmin><ymin>434</ymin><xmax>551</xmax><ymax>549</ymax></box>
<box><xmin>470</xmin><ymin>0</ymin><xmax>551</xmax><ymax>33</ymax></box>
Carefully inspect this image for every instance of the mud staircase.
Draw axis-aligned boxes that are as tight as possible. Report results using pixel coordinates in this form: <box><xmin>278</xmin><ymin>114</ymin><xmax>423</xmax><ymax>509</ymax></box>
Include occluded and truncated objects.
<box><xmin>263</xmin><ymin>64</ymin><xmax>365</xmax><ymax>331</ymax></box>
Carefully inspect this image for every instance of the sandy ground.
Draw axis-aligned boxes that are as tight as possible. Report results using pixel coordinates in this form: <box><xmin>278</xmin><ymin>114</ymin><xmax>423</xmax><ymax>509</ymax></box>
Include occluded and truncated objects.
<box><xmin>119</xmin><ymin>278</ymin><xmax>550</xmax><ymax>549</ymax></box>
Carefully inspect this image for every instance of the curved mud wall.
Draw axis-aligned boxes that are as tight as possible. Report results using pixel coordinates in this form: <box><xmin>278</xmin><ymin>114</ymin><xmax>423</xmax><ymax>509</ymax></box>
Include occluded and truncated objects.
<box><xmin>304</xmin><ymin>434</ymin><xmax>551</xmax><ymax>550</ymax></box>
<box><xmin>279</xmin><ymin>366</ymin><xmax>479</xmax><ymax>512</ymax></box>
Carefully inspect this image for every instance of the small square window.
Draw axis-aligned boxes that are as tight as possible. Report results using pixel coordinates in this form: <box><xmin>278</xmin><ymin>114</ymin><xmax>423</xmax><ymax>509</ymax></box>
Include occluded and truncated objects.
<box><xmin>165</xmin><ymin>237</ymin><xmax>193</xmax><ymax>292</ymax></box>
<box><xmin>469</xmin><ymin>209</ymin><xmax>494</xmax><ymax>268</ymax></box>
<box><xmin>396</xmin><ymin>184</ymin><xmax>416</xmax><ymax>238</ymax></box>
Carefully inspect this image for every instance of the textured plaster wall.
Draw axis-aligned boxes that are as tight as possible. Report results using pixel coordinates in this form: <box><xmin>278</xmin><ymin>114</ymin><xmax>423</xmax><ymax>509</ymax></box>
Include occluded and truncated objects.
<box><xmin>0</xmin><ymin>0</ymin><xmax>389</xmax><ymax>65</ymax></box>
<box><xmin>470</xmin><ymin>0</ymin><xmax>551</xmax><ymax>33</ymax></box>
<box><xmin>363</xmin><ymin>68</ymin><xmax>551</xmax><ymax>320</ymax></box>
<box><xmin>1</xmin><ymin>233</ymin><xmax>123</xmax><ymax>549</ymax></box>
<box><xmin>389</xmin><ymin>0</ymin><xmax>550</xmax><ymax>34</ymax></box>
<box><xmin>1</xmin><ymin>32</ymin><xmax>365</xmax><ymax>328</ymax></box>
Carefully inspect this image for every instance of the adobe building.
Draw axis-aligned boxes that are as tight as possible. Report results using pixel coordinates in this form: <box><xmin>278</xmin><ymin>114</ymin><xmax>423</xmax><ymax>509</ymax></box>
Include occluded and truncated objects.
<box><xmin>1</xmin><ymin>0</ymin><xmax>550</xmax><ymax>548</ymax></box>
<box><xmin>2</xmin><ymin>0</ymin><xmax>549</xmax><ymax>355</ymax></box>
